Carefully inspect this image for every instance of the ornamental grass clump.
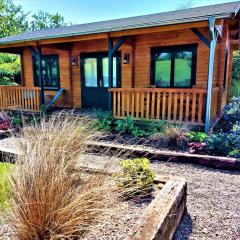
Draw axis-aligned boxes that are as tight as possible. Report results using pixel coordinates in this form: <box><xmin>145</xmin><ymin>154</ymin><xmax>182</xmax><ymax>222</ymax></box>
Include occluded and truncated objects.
<box><xmin>3</xmin><ymin>113</ymin><xmax>119</xmax><ymax>240</ymax></box>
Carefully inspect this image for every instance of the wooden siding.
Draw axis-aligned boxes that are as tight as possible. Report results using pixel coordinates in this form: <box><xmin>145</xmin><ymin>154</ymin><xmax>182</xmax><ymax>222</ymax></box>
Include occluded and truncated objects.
<box><xmin>20</xmin><ymin>21</ymin><xmax>234</xmax><ymax>121</ymax></box>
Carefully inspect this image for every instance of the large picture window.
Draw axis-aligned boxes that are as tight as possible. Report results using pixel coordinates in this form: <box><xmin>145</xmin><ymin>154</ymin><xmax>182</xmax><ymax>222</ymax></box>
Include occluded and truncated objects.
<box><xmin>151</xmin><ymin>44</ymin><xmax>197</xmax><ymax>88</ymax></box>
<box><xmin>33</xmin><ymin>54</ymin><xmax>60</xmax><ymax>90</ymax></box>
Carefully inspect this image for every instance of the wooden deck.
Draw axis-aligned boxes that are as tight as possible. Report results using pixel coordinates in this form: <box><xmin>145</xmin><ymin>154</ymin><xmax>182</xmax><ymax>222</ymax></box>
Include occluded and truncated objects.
<box><xmin>0</xmin><ymin>86</ymin><xmax>40</xmax><ymax>112</ymax></box>
<box><xmin>109</xmin><ymin>87</ymin><xmax>219</xmax><ymax>126</ymax></box>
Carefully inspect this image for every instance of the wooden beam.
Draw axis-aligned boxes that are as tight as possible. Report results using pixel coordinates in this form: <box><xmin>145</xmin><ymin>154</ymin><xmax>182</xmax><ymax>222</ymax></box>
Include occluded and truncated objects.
<box><xmin>36</xmin><ymin>47</ymin><xmax>44</xmax><ymax>106</ymax></box>
<box><xmin>191</xmin><ymin>28</ymin><xmax>210</xmax><ymax>48</ymax></box>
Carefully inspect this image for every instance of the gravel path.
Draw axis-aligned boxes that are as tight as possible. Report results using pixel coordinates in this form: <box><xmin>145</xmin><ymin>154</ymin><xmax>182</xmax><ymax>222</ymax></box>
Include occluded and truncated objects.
<box><xmin>151</xmin><ymin>161</ymin><xmax>240</xmax><ymax>240</ymax></box>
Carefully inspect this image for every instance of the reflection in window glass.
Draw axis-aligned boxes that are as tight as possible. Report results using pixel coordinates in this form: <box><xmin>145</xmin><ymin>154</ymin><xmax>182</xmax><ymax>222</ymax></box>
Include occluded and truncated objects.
<box><xmin>155</xmin><ymin>53</ymin><xmax>171</xmax><ymax>87</ymax></box>
<box><xmin>174</xmin><ymin>51</ymin><xmax>192</xmax><ymax>87</ymax></box>
<box><xmin>102</xmin><ymin>57</ymin><xmax>117</xmax><ymax>87</ymax></box>
<box><xmin>33</xmin><ymin>55</ymin><xmax>60</xmax><ymax>88</ymax></box>
<box><xmin>84</xmin><ymin>58</ymin><xmax>97</xmax><ymax>87</ymax></box>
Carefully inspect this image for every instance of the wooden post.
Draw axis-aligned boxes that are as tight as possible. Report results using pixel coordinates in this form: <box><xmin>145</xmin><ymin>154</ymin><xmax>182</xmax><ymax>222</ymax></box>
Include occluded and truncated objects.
<box><xmin>37</xmin><ymin>46</ymin><xmax>44</xmax><ymax>107</ymax></box>
<box><xmin>108</xmin><ymin>38</ymin><xmax>113</xmax><ymax>110</ymax></box>
<box><xmin>108</xmin><ymin>36</ymin><xmax>126</xmax><ymax>111</ymax></box>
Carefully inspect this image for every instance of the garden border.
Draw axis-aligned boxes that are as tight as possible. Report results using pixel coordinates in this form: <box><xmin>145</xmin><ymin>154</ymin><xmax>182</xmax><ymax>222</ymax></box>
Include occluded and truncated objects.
<box><xmin>87</xmin><ymin>141</ymin><xmax>240</xmax><ymax>171</ymax></box>
<box><xmin>126</xmin><ymin>176</ymin><xmax>186</xmax><ymax>240</ymax></box>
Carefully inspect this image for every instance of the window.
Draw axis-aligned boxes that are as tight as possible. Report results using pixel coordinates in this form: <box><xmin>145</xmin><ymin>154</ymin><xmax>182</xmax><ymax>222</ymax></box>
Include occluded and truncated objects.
<box><xmin>151</xmin><ymin>44</ymin><xmax>197</xmax><ymax>88</ymax></box>
<box><xmin>223</xmin><ymin>48</ymin><xmax>229</xmax><ymax>91</ymax></box>
<box><xmin>33</xmin><ymin>54</ymin><xmax>60</xmax><ymax>90</ymax></box>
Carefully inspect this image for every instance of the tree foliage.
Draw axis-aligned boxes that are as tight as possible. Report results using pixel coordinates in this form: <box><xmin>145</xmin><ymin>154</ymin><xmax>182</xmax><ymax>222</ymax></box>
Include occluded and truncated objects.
<box><xmin>0</xmin><ymin>0</ymin><xmax>66</xmax><ymax>85</ymax></box>
<box><xmin>29</xmin><ymin>10</ymin><xmax>66</xmax><ymax>31</ymax></box>
<box><xmin>0</xmin><ymin>0</ymin><xmax>28</xmax><ymax>38</ymax></box>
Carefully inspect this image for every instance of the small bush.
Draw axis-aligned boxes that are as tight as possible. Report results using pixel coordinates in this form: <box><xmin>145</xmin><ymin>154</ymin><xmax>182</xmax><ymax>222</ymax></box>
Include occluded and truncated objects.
<box><xmin>115</xmin><ymin>158</ymin><xmax>155</xmax><ymax>198</ymax></box>
<box><xmin>205</xmin><ymin>123</ymin><xmax>240</xmax><ymax>158</ymax></box>
<box><xmin>224</xmin><ymin>97</ymin><xmax>240</xmax><ymax>125</ymax></box>
<box><xmin>0</xmin><ymin>112</ymin><xmax>10</xmax><ymax>130</ymax></box>
<box><xmin>92</xmin><ymin>111</ymin><xmax>114</xmax><ymax>132</ymax></box>
<box><xmin>186</xmin><ymin>131</ymin><xmax>208</xmax><ymax>142</ymax></box>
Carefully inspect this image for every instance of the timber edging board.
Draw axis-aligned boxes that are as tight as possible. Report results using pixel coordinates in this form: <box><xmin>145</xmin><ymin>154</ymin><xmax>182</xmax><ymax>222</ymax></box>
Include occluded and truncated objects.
<box><xmin>86</xmin><ymin>141</ymin><xmax>240</xmax><ymax>171</ymax></box>
<box><xmin>126</xmin><ymin>176</ymin><xmax>187</xmax><ymax>240</ymax></box>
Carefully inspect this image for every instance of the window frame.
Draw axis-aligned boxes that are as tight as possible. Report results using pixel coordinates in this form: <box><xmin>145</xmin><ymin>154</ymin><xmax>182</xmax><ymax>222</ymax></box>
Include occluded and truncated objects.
<box><xmin>32</xmin><ymin>54</ymin><xmax>60</xmax><ymax>91</ymax></box>
<box><xmin>150</xmin><ymin>44</ymin><xmax>198</xmax><ymax>88</ymax></box>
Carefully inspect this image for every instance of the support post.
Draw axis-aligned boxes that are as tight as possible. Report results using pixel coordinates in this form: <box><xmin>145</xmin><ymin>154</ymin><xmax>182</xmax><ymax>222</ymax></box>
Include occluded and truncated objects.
<box><xmin>108</xmin><ymin>36</ymin><xmax>126</xmax><ymax>111</ymax></box>
<box><xmin>108</xmin><ymin>38</ymin><xmax>113</xmax><ymax>110</ymax></box>
<box><xmin>37</xmin><ymin>46</ymin><xmax>44</xmax><ymax>107</ymax></box>
<box><xmin>205</xmin><ymin>17</ymin><xmax>217</xmax><ymax>133</ymax></box>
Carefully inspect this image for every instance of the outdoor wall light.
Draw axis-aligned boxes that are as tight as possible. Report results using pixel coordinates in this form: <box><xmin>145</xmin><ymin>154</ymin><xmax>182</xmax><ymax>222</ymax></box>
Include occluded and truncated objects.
<box><xmin>123</xmin><ymin>53</ymin><xmax>130</xmax><ymax>64</ymax></box>
<box><xmin>71</xmin><ymin>56</ymin><xmax>78</xmax><ymax>66</ymax></box>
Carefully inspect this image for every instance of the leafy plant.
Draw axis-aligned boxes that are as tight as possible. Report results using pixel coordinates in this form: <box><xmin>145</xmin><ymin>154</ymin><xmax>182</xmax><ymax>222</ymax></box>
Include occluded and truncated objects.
<box><xmin>92</xmin><ymin>111</ymin><xmax>114</xmax><ymax>132</ymax></box>
<box><xmin>115</xmin><ymin>115</ymin><xmax>135</xmax><ymax>134</ymax></box>
<box><xmin>186</xmin><ymin>131</ymin><xmax>208</xmax><ymax>142</ymax></box>
<box><xmin>223</xmin><ymin>97</ymin><xmax>240</xmax><ymax>126</ymax></box>
<box><xmin>115</xmin><ymin>158</ymin><xmax>155</xmax><ymax>198</ymax></box>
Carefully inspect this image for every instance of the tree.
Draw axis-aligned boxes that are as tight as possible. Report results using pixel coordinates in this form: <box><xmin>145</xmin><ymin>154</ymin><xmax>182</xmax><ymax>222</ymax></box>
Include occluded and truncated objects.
<box><xmin>29</xmin><ymin>10</ymin><xmax>66</xmax><ymax>31</ymax></box>
<box><xmin>0</xmin><ymin>0</ymin><xmax>66</xmax><ymax>85</ymax></box>
<box><xmin>0</xmin><ymin>0</ymin><xmax>28</xmax><ymax>38</ymax></box>
<box><xmin>175</xmin><ymin>0</ymin><xmax>194</xmax><ymax>10</ymax></box>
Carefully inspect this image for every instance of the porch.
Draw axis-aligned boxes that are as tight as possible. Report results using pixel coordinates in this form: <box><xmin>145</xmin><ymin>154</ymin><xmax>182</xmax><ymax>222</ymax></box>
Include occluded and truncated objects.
<box><xmin>109</xmin><ymin>87</ymin><xmax>219</xmax><ymax>126</ymax></box>
<box><xmin>0</xmin><ymin>86</ymin><xmax>40</xmax><ymax>112</ymax></box>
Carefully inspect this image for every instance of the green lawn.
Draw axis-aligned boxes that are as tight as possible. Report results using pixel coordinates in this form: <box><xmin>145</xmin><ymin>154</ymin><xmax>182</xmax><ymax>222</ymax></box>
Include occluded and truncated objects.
<box><xmin>0</xmin><ymin>162</ymin><xmax>14</xmax><ymax>208</ymax></box>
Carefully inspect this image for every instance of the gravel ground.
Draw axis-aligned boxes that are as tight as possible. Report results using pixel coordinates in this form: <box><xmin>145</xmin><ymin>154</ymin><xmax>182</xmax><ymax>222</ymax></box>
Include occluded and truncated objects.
<box><xmin>1</xmin><ymin>158</ymin><xmax>240</xmax><ymax>240</ymax></box>
<box><xmin>151</xmin><ymin>161</ymin><xmax>240</xmax><ymax>240</ymax></box>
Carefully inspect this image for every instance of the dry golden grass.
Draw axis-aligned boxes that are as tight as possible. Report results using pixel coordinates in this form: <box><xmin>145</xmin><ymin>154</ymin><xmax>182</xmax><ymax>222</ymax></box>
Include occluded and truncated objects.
<box><xmin>3</xmin><ymin>113</ymin><xmax>120</xmax><ymax>240</ymax></box>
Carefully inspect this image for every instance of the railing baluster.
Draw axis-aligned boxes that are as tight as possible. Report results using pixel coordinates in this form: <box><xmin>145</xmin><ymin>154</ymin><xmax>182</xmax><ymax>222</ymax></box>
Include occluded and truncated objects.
<box><xmin>162</xmin><ymin>92</ymin><xmax>166</xmax><ymax>119</ymax></box>
<box><xmin>168</xmin><ymin>92</ymin><xmax>172</xmax><ymax>121</ymax></box>
<box><xmin>151</xmin><ymin>92</ymin><xmax>155</xmax><ymax>119</ymax></box>
<box><xmin>113</xmin><ymin>91</ymin><xmax>116</xmax><ymax>117</ymax></box>
<box><xmin>179</xmin><ymin>92</ymin><xmax>184</xmax><ymax>122</ymax></box>
<box><xmin>156</xmin><ymin>92</ymin><xmax>160</xmax><ymax>120</ymax></box>
<box><xmin>185</xmin><ymin>92</ymin><xmax>190</xmax><ymax>122</ymax></box>
<box><xmin>191</xmin><ymin>92</ymin><xmax>197</xmax><ymax>122</ymax></box>
<box><xmin>198</xmin><ymin>93</ymin><xmax>203</xmax><ymax>123</ymax></box>
<box><xmin>131</xmin><ymin>92</ymin><xmax>135</xmax><ymax>117</ymax></box>
<box><xmin>136</xmin><ymin>92</ymin><xmax>139</xmax><ymax>119</ymax></box>
<box><xmin>117</xmin><ymin>91</ymin><xmax>121</xmax><ymax>117</ymax></box>
<box><xmin>141</xmin><ymin>92</ymin><xmax>145</xmax><ymax>118</ymax></box>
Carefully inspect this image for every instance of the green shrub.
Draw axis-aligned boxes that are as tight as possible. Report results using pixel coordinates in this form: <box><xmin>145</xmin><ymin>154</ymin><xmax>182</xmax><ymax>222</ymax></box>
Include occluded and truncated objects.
<box><xmin>92</xmin><ymin>112</ymin><xmax>114</xmax><ymax>132</ymax></box>
<box><xmin>205</xmin><ymin>123</ymin><xmax>240</xmax><ymax>158</ymax></box>
<box><xmin>115</xmin><ymin>158</ymin><xmax>155</xmax><ymax>198</ymax></box>
<box><xmin>224</xmin><ymin>97</ymin><xmax>240</xmax><ymax>126</ymax></box>
<box><xmin>186</xmin><ymin>131</ymin><xmax>208</xmax><ymax>142</ymax></box>
<box><xmin>115</xmin><ymin>115</ymin><xmax>135</xmax><ymax>134</ymax></box>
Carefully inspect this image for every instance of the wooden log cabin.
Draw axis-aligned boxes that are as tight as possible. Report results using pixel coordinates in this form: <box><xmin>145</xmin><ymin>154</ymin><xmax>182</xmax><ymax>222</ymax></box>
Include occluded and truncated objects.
<box><xmin>0</xmin><ymin>1</ymin><xmax>239</xmax><ymax>132</ymax></box>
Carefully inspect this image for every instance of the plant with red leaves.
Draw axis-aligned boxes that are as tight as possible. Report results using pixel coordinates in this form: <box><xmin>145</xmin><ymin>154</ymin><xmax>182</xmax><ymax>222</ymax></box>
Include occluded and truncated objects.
<box><xmin>0</xmin><ymin>112</ymin><xmax>10</xmax><ymax>130</ymax></box>
<box><xmin>188</xmin><ymin>142</ymin><xmax>206</xmax><ymax>154</ymax></box>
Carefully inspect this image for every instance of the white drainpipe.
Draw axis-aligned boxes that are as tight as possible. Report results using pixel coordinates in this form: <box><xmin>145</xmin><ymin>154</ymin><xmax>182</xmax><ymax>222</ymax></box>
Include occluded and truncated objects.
<box><xmin>205</xmin><ymin>17</ymin><xmax>218</xmax><ymax>133</ymax></box>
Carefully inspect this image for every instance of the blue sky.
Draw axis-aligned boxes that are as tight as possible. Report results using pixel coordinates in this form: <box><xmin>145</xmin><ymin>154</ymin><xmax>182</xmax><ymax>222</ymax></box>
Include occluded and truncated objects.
<box><xmin>13</xmin><ymin>0</ymin><xmax>239</xmax><ymax>24</ymax></box>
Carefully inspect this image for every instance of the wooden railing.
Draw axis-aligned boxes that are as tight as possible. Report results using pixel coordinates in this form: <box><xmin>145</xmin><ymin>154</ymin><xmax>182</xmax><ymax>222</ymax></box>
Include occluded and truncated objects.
<box><xmin>109</xmin><ymin>88</ymin><xmax>208</xmax><ymax>125</ymax></box>
<box><xmin>0</xmin><ymin>86</ymin><xmax>40</xmax><ymax>112</ymax></box>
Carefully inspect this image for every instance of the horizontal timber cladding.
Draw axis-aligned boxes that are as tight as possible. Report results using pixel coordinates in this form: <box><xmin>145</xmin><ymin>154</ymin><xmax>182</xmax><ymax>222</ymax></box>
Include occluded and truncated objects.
<box><xmin>20</xmin><ymin>24</ymin><xmax>232</xmax><ymax>115</ymax></box>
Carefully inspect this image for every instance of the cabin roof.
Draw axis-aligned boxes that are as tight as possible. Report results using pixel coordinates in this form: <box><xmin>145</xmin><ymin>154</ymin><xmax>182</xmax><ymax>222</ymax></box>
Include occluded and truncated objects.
<box><xmin>0</xmin><ymin>1</ymin><xmax>239</xmax><ymax>45</ymax></box>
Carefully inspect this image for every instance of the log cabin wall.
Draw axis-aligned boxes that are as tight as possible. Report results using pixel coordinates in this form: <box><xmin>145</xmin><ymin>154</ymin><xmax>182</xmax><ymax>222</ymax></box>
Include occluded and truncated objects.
<box><xmin>21</xmin><ymin>25</ymin><xmax>234</xmax><ymax>116</ymax></box>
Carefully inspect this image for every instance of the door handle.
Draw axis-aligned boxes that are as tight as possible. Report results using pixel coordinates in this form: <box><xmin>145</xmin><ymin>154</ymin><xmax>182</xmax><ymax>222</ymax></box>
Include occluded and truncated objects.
<box><xmin>100</xmin><ymin>79</ymin><xmax>102</xmax><ymax>87</ymax></box>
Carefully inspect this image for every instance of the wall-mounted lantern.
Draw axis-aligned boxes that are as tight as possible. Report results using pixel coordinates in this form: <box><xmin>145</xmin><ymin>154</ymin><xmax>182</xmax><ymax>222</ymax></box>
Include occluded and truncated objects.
<box><xmin>123</xmin><ymin>53</ymin><xmax>130</xmax><ymax>64</ymax></box>
<box><xmin>71</xmin><ymin>56</ymin><xmax>78</xmax><ymax>66</ymax></box>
